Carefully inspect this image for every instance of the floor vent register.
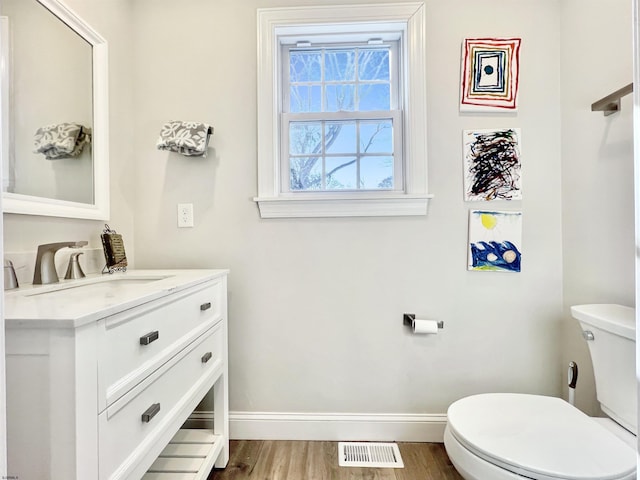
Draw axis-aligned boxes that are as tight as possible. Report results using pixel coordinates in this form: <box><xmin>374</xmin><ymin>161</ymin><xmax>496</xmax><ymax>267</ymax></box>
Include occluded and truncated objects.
<box><xmin>338</xmin><ymin>442</ymin><xmax>404</xmax><ymax>468</ymax></box>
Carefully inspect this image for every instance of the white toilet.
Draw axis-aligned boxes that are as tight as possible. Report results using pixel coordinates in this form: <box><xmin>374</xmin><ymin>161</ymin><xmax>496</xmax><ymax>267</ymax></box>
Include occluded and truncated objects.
<box><xmin>444</xmin><ymin>304</ymin><xmax>637</xmax><ymax>480</ymax></box>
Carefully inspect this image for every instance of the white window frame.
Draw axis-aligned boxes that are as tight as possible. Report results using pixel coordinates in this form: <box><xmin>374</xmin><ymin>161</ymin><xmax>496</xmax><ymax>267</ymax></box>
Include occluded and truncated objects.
<box><xmin>255</xmin><ymin>3</ymin><xmax>431</xmax><ymax>218</ymax></box>
<box><xmin>282</xmin><ymin>40</ymin><xmax>403</xmax><ymax>193</ymax></box>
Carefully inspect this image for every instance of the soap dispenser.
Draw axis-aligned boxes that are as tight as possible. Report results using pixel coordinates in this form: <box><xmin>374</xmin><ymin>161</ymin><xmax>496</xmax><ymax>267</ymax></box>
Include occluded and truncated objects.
<box><xmin>64</xmin><ymin>252</ymin><xmax>86</xmax><ymax>280</ymax></box>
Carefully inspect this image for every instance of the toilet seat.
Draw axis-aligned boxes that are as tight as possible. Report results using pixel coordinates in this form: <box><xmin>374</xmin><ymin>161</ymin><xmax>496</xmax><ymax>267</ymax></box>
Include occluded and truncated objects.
<box><xmin>446</xmin><ymin>393</ymin><xmax>636</xmax><ymax>480</ymax></box>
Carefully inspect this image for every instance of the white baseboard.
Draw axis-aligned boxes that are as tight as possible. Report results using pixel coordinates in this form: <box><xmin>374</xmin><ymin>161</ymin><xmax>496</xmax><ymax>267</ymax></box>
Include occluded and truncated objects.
<box><xmin>222</xmin><ymin>411</ymin><xmax>447</xmax><ymax>442</ymax></box>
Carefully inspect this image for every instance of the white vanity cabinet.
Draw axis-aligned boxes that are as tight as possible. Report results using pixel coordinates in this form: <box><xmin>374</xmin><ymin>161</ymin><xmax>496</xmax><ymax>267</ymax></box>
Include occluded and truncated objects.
<box><xmin>4</xmin><ymin>269</ymin><xmax>229</xmax><ymax>480</ymax></box>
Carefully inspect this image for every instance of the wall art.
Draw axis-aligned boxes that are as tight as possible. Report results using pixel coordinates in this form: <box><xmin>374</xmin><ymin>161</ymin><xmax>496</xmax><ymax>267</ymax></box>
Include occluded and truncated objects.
<box><xmin>463</xmin><ymin>128</ymin><xmax>522</xmax><ymax>201</ymax></box>
<box><xmin>468</xmin><ymin>210</ymin><xmax>522</xmax><ymax>272</ymax></box>
<box><xmin>460</xmin><ymin>37</ymin><xmax>521</xmax><ymax>112</ymax></box>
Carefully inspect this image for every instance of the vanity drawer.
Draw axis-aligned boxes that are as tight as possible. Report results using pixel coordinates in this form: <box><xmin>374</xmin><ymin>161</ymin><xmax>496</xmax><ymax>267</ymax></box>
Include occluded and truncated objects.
<box><xmin>98</xmin><ymin>323</ymin><xmax>223</xmax><ymax>480</ymax></box>
<box><xmin>98</xmin><ymin>279</ymin><xmax>223</xmax><ymax>410</ymax></box>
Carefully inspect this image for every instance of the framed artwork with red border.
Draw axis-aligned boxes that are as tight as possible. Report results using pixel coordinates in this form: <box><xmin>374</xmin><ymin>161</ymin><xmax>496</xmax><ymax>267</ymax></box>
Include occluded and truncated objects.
<box><xmin>460</xmin><ymin>37</ymin><xmax>521</xmax><ymax>112</ymax></box>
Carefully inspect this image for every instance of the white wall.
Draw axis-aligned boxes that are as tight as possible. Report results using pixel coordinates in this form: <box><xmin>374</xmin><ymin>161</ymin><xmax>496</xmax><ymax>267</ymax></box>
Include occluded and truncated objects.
<box><xmin>560</xmin><ymin>0</ymin><xmax>635</xmax><ymax>415</ymax></box>
<box><xmin>3</xmin><ymin>0</ymin><xmax>634</xmax><ymax>441</ymax></box>
<box><xmin>131</xmin><ymin>0</ymin><xmax>564</xmax><ymax>421</ymax></box>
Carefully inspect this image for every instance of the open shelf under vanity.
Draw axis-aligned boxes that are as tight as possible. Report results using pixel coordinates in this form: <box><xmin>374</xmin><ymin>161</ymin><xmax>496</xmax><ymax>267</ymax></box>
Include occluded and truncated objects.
<box><xmin>144</xmin><ymin>429</ymin><xmax>225</xmax><ymax>480</ymax></box>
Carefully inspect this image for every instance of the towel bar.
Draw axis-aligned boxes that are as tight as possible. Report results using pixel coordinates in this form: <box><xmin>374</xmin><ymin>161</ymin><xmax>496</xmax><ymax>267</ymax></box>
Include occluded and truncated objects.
<box><xmin>591</xmin><ymin>83</ymin><xmax>633</xmax><ymax>116</ymax></box>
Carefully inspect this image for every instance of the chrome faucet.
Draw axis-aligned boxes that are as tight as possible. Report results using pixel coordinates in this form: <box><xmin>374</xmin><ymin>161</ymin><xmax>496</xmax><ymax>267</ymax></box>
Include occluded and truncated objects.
<box><xmin>32</xmin><ymin>241</ymin><xmax>88</xmax><ymax>285</ymax></box>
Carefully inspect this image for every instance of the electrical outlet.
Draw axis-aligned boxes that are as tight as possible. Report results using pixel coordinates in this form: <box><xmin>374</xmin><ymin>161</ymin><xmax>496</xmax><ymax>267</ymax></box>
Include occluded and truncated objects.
<box><xmin>177</xmin><ymin>203</ymin><xmax>194</xmax><ymax>228</ymax></box>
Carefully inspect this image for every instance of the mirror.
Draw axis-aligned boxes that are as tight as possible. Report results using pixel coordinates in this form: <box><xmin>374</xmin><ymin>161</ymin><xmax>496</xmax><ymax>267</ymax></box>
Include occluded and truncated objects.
<box><xmin>0</xmin><ymin>0</ymin><xmax>109</xmax><ymax>220</ymax></box>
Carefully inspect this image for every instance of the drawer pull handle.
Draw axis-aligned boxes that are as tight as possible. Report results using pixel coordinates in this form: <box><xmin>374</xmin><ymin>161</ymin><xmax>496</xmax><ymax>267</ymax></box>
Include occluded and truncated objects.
<box><xmin>201</xmin><ymin>352</ymin><xmax>213</xmax><ymax>363</ymax></box>
<box><xmin>200</xmin><ymin>302</ymin><xmax>212</xmax><ymax>311</ymax></box>
<box><xmin>141</xmin><ymin>403</ymin><xmax>161</xmax><ymax>423</ymax></box>
<box><xmin>140</xmin><ymin>331</ymin><xmax>159</xmax><ymax>345</ymax></box>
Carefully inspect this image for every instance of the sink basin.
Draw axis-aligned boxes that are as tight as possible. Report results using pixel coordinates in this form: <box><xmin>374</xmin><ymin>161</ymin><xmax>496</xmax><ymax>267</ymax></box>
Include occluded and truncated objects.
<box><xmin>20</xmin><ymin>275</ymin><xmax>173</xmax><ymax>298</ymax></box>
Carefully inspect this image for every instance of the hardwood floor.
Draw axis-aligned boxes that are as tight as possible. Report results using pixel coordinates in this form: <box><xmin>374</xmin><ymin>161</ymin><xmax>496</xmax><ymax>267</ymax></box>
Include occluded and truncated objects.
<box><xmin>208</xmin><ymin>440</ymin><xmax>464</xmax><ymax>479</ymax></box>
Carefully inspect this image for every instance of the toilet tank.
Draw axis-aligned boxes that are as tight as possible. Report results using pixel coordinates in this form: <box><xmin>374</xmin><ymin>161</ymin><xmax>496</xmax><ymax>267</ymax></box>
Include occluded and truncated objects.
<box><xmin>570</xmin><ymin>304</ymin><xmax>636</xmax><ymax>435</ymax></box>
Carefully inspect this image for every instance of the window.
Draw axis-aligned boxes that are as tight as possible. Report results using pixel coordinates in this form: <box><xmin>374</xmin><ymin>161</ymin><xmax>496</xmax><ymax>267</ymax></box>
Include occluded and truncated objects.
<box><xmin>255</xmin><ymin>3</ymin><xmax>431</xmax><ymax>218</ymax></box>
<box><xmin>283</xmin><ymin>42</ymin><xmax>402</xmax><ymax>193</ymax></box>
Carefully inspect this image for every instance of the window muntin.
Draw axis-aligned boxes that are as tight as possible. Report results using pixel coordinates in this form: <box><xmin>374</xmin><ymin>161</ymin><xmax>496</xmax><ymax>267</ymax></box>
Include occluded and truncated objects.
<box><xmin>287</xmin><ymin>46</ymin><xmax>393</xmax><ymax>112</ymax></box>
<box><xmin>288</xmin><ymin>118</ymin><xmax>398</xmax><ymax>191</ymax></box>
<box><xmin>281</xmin><ymin>41</ymin><xmax>402</xmax><ymax>193</ymax></box>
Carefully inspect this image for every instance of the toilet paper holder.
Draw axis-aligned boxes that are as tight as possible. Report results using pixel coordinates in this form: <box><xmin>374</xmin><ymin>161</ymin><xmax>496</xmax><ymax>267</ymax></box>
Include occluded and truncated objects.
<box><xmin>403</xmin><ymin>313</ymin><xmax>444</xmax><ymax>329</ymax></box>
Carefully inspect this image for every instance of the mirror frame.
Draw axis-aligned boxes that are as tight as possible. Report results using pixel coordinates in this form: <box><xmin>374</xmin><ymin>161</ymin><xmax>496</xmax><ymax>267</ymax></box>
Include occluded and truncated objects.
<box><xmin>1</xmin><ymin>0</ymin><xmax>109</xmax><ymax>220</ymax></box>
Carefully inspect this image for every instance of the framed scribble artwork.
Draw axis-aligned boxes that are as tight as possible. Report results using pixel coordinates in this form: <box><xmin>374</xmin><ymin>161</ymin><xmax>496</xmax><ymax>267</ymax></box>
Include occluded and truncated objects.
<box><xmin>463</xmin><ymin>128</ymin><xmax>522</xmax><ymax>201</ymax></box>
<box><xmin>460</xmin><ymin>37</ymin><xmax>521</xmax><ymax>112</ymax></box>
<box><xmin>468</xmin><ymin>210</ymin><xmax>522</xmax><ymax>272</ymax></box>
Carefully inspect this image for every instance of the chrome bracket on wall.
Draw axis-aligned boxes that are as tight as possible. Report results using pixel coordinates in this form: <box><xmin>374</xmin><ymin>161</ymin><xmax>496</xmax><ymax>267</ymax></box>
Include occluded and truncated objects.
<box><xmin>591</xmin><ymin>82</ymin><xmax>633</xmax><ymax>116</ymax></box>
<box><xmin>403</xmin><ymin>313</ymin><xmax>444</xmax><ymax>329</ymax></box>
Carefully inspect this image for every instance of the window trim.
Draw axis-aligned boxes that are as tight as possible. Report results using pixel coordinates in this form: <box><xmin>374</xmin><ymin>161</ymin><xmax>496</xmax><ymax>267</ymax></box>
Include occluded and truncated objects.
<box><xmin>255</xmin><ymin>3</ymin><xmax>432</xmax><ymax>218</ymax></box>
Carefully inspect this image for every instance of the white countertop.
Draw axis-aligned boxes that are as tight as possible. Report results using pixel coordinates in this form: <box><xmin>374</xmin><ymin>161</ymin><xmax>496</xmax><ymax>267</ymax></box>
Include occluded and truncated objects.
<box><xmin>4</xmin><ymin>269</ymin><xmax>228</xmax><ymax>329</ymax></box>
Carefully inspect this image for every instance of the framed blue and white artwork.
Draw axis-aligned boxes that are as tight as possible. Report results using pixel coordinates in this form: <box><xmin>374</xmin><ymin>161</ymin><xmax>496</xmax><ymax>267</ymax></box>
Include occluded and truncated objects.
<box><xmin>468</xmin><ymin>210</ymin><xmax>522</xmax><ymax>272</ymax></box>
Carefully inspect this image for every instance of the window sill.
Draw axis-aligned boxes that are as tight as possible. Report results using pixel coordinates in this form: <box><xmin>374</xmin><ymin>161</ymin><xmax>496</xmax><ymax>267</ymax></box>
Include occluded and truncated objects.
<box><xmin>253</xmin><ymin>194</ymin><xmax>433</xmax><ymax>218</ymax></box>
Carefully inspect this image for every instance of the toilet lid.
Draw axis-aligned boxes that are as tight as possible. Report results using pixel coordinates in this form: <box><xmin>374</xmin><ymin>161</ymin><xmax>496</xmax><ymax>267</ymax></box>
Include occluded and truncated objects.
<box><xmin>447</xmin><ymin>393</ymin><xmax>636</xmax><ymax>480</ymax></box>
